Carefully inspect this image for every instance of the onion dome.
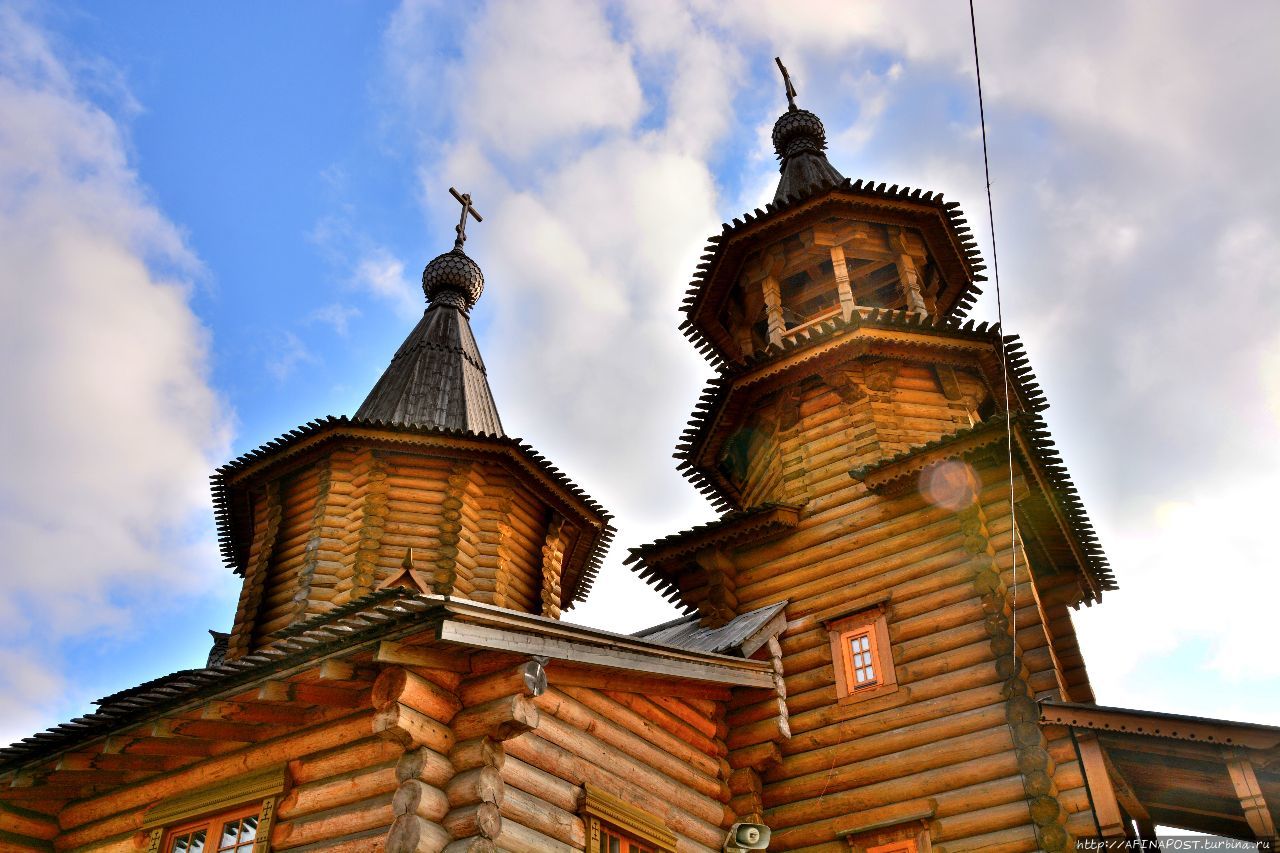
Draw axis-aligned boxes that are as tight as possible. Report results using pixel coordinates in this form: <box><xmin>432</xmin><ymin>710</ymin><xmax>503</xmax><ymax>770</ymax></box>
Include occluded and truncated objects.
<box><xmin>771</xmin><ymin>105</ymin><xmax>845</xmax><ymax>205</ymax></box>
<box><xmin>423</xmin><ymin>247</ymin><xmax>485</xmax><ymax>310</ymax></box>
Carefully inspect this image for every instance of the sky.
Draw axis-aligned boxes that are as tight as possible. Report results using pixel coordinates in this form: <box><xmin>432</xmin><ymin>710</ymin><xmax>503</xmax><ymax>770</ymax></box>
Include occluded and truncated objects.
<box><xmin>1</xmin><ymin>0</ymin><xmax>1278</xmax><ymax>751</ymax></box>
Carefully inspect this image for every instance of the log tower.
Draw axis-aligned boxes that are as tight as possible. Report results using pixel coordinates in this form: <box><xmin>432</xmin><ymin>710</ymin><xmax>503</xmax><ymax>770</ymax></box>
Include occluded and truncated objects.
<box><xmin>217</xmin><ymin>206</ymin><xmax>614</xmax><ymax>660</ymax></box>
<box><xmin>628</xmin><ymin>88</ymin><xmax>1117</xmax><ymax>852</ymax></box>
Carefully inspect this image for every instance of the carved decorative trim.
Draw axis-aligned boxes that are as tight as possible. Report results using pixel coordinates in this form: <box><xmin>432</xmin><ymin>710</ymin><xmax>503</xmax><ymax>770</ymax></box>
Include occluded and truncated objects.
<box><xmin>582</xmin><ymin>783</ymin><xmax>677</xmax><ymax>852</ymax></box>
<box><xmin>142</xmin><ymin>767</ymin><xmax>286</xmax><ymax>829</ymax></box>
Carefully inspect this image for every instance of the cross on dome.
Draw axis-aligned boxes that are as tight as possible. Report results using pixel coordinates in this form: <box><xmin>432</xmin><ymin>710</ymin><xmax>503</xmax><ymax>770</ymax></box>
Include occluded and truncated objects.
<box><xmin>450</xmin><ymin>186</ymin><xmax>483</xmax><ymax>250</ymax></box>
<box><xmin>775</xmin><ymin>56</ymin><xmax>798</xmax><ymax>111</ymax></box>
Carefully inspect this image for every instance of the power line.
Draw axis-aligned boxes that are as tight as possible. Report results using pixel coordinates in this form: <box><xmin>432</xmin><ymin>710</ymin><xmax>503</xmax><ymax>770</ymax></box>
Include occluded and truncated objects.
<box><xmin>968</xmin><ymin>0</ymin><xmax>1022</xmax><ymax>669</ymax></box>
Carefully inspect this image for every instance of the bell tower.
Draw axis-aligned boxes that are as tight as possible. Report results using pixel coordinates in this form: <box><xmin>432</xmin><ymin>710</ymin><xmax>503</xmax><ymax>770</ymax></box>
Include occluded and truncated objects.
<box><xmin>217</xmin><ymin>189</ymin><xmax>613</xmax><ymax>660</ymax></box>
<box><xmin>630</xmin><ymin>64</ymin><xmax>1114</xmax><ymax>852</ymax></box>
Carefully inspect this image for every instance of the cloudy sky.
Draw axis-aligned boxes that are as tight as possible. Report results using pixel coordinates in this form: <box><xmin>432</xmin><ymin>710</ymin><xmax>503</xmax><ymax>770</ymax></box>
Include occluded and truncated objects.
<box><xmin>2</xmin><ymin>0</ymin><xmax>1277</xmax><ymax>748</ymax></box>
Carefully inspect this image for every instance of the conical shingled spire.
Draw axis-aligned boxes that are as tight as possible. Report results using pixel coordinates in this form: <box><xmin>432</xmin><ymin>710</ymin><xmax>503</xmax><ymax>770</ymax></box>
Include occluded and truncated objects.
<box><xmin>770</xmin><ymin>59</ymin><xmax>845</xmax><ymax>204</ymax></box>
<box><xmin>355</xmin><ymin>189</ymin><xmax>504</xmax><ymax>435</ymax></box>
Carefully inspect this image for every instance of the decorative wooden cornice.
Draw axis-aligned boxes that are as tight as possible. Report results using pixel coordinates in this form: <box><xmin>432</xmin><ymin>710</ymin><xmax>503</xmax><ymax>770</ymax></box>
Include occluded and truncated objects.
<box><xmin>680</xmin><ymin>179</ymin><xmax>986</xmax><ymax>368</ymax></box>
<box><xmin>675</xmin><ymin>318</ymin><xmax>1048</xmax><ymax>514</ymax></box>
<box><xmin>847</xmin><ymin>415</ymin><xmax>1115</xmax><ymax>596</ymax></box>
<box><xmin>142</xmin><ymin>766</ymin><xmax>285</xmax><ymax>828</ymax></box>
<box><xmin>1039</xmin><ymin>700</ymin><xmax>1280</xmax><ymax>750</ymax></box>
<box><xmin>0</xmin><ymin>590</ymin><xmax>773</xmax><ymax>779</ymax></box>
<box><xmin>624</xmin><ymin>503</ymin><xmax>802</xmax><ymax>605</ymax></box>
<box><xmin>582</xmin><ymin>783</ymin><xmax>677</xmax><ymax>852</ymax></box>
<box><xmin>210</xmin><ymin>416</ymin><xmax>614</xmax><ymax>608</ymax></box>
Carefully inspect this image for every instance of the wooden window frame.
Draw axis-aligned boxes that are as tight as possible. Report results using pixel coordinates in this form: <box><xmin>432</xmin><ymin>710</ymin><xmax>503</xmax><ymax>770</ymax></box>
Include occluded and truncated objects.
<box><xmin>160</xmin><ymin>803</ymin><xmax>264</xmax><ymax>853</ymax></box>
<box><xmin>826</xmin><ymin>606</ymin><xmax>898</xmax><ymax>704</ymax></box>
<box><xmin>142</xmin><ymin>767</ymin><xmax>283</xmax><ymax>853</ymax></box>
<box><xmin>581</xmin><ymin>783</ymin><xmax>676</xmax><ymax>853</ymax></box>
<box><xmin>840</xmin><ymin>816</ymin><xmax>932</xmax><ymax>853</ymax></box>
<box><xmin>865</xmin><ymin>841</ymin><xmax>918</xmax><ymax>853</ymax></box>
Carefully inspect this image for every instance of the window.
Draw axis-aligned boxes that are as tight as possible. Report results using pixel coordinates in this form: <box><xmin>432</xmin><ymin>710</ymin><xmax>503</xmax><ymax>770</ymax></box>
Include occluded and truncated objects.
<box><xmin>595</xmin><ymin>823</ymin><xmax>659</xmax><ymax>853</ymax></box>
<box><xmin>826</xmin><ymin>604</ymin><xmax>898</xmax><ymax>703</ymax></box>
<box><xmin>581</xmin><ymin>783</ymin><xmax>676</xmax><ymax>853</ymax></box>
<box><xmin>866</xmin><ymin>842</ymin><xmax>917</xmax><ymax>853</ymax></box>
<box><xmin>163</xmin><ymin>806</ymin><xmax>260</xmax><ymax>853</ymax></box>
<box><xmin>141</xmin><ymin>767</ymin><xmax>283</xmax><ymax>853</ymax></box>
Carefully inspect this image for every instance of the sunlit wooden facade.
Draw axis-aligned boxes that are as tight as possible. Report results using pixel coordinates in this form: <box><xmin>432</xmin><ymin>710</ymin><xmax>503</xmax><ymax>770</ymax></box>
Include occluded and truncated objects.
<box><xmin>2</xmin><ymin>83</ymin><xmax>1276</xmax><ymax>853</ymax></box>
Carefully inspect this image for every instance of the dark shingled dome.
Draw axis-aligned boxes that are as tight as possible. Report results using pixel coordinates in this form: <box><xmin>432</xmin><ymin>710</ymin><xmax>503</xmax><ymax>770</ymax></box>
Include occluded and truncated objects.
<box><xmin>423</xmin><ymin>247</ymin><xmax>485</xmax><ymax>309</ymax></box>
<box><xmin>772</xmin><ymin>106</ymin><xmax>845</xmax><ymax>204</ymax></box>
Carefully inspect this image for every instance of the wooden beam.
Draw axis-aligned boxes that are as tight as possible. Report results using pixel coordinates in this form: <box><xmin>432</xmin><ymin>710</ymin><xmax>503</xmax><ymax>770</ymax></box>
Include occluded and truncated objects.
<box><xmin>375</xmin><ymin>640</ymin><xmax>471</xmax><ymax>672</ymax></box>
<box><xmin>1101</xmin><ymin>746</ymin><xmax>1151</xmax><ymax>822</ymax></box>
<box><xmin>1076</xmin><ymin>731</ymin><xmax>1128</xmax><ymax>839</ymax></box>
<box><xmin>1225</xmin><ymin>753</ymin><xmax>1278</xmax><ymax>842</ymax></box>
<box><xmin>436</xmin><ymin>620</ymin><xmax>774</xmax><ymax>688</ymax></box>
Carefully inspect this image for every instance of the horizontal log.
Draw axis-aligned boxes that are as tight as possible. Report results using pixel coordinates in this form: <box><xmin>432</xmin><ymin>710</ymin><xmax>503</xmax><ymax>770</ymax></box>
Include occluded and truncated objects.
<box><xmin>0</xmin><ymin>802</ymin><xmax>58</xmax><ymax>840</ymax></box>
<box><xmin>500</xmin><ymin>787</ymin><xmax>585</xmax><ymax>849</ymax></box>
<box><xmin>274</xmin><ymin>795</ymin><xmax>394</xmax><ymax>849</ymax></box>
<box><xmin>375</xmin><ymin>704</ymin><xmax>455</xmax><ymax>754</ymax></box>
<box><xmin>535</xmin><ymin>689</ymin><xmax>725</xmax><ymax>800</ymax></box>
<box><xmin>445</xmin><ymin>768</ymin><xmax>504</xmax><ymax>808</ymax></box>
<box><xmin>392</xmin><ymin>779</ymin><xmax>450</xmax><ymax>822</ymax></box>
<box><xmin>281</xmin><ymin>827</ymin><xmax>387</xmax><ymax>853</ymax></box>
<box><xmin>440</xmin><ymin>838</ymin><xmax>495</xmax><ymax>853</ymax></box>
<box><xmin>768</xmin><ymin>723</ymin><xmax>1012</xmax><ymax>807</ymax></box>
<box><xmin>500</xmin><ymin>756</ymin><xmax>581</xmax><ymax>814</ymax></box>
<box><xmin>448</xmin><ymin>738</ymin><xmax>503</xmax><ymax>773</ymax></box>
<box><xmin>531</xmin><ymin>713</ymin><xmax>729</xmax><ymax>828</ymax></box>
<box><xmin>794</xmin><ymin>690</ymin><xmax>1004</xmax><ymax>764</ymax></box>
<box><xmin>601</xmin><ymin>692</ymin><xmax>724</xmax><ymax>758</ymax></box>
<box><xmin>279</xmin><ymin>762</ymin><xmax>399</xmax><ymax>819</ymax></box>
<box><xmin>459</xmin><ymin>667</ymin><xmax>533</xmax><ymax>707</ymax></box>
<box><xmin>766</xmin><ymin>751</ymin><xmax>1018</xmax><ymax>833</ymax></box>
<box><xmin>62</xmin><ymin>712</ymin><xmax>374</xmax><ymax>829</ymax></box>
<box><xmin>504</xmin><ymin>734</ymin><xmax>724</xmax><ymax>849</ymax></box>
<box><xmin>397</xmin><ymin>747</ymin><xmax>454</xmax><ymax>788</ymax></box>
<box><xmin>442</xmin><ymin>803</ymin><xmax>501</xmax><ymax>839</ymax></box>
<box><xmin>386</xmin><ymin>813</ymin><xmax>450</xmax><ymax>853</ymax></box>
<box><xmin>452</xmin><ymin>696</ymin><xmax>539</xmax><ymax>742</ymax></box>
<box><xmin>373</xmin><ymin>669</ymin><xmax>461</xmax><ymax>723</ymax></box>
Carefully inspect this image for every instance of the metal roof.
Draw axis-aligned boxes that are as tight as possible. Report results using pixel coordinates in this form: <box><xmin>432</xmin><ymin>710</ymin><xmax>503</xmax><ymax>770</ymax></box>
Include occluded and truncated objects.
<box><xmin>634</xmin><ymin>601</ymin><xmax>788</xmax><ymax>656</ymax></box>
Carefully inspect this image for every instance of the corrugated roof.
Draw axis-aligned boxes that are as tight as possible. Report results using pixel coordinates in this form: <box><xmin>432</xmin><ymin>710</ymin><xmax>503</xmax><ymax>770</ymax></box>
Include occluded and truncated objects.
<box><xmin>634</xmin><ymin>601</ymin><xmax>788</xmax><ymax>655</ymax></box>
<box><xmin>0</xmin><ymin>590</ymin><xmax>773</xmax><ymax>774</ymax></box>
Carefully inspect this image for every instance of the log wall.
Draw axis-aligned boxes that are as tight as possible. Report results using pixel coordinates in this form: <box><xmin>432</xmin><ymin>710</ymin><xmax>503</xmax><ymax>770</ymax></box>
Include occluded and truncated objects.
<box><xmin>229</xmin><ymin>448</ymin><xmax>557</xmax><ymax>655</ymax></box>
<box><xmin>684</xmin><ymin>358</ymin><xmax>1097</xmax><ymax>851</ymax></box>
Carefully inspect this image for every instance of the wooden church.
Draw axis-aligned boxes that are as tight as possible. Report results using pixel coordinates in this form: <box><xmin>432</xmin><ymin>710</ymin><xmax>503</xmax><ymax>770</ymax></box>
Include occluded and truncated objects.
<box><xmin>2</xmin><ymin>68</ymin><xmax>1277</xmax><ymax>853</ymax></box>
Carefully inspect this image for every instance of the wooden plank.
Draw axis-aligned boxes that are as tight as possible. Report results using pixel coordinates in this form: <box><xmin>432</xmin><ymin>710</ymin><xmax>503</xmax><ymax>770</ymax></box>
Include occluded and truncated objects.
<box><xmin>436</xmin><ymin>620</ymin><xmax>774</xmax><ymax>688</ymax></box>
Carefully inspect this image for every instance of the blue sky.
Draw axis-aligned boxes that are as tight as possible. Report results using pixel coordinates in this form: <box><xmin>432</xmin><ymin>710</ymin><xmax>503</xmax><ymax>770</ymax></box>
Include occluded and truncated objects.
<box><xmin>2</xmin><ymin>0</ymin><xmax>1278</xmax><ymax>751</ymax></box>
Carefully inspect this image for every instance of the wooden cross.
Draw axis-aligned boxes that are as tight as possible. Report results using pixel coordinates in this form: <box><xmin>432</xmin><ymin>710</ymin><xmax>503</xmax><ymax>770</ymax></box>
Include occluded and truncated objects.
<box><xmin>775</xmin><ymin>56</ymin><xmax>797</xmax><ymax>110</ymax></box>
<box><xmin>449</xmin><ymin>186</ymin><xmax>483</xmax><ymax>249</ymax></box>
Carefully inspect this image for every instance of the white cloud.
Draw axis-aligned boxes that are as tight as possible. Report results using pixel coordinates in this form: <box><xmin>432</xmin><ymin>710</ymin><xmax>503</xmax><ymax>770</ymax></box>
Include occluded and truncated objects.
<box><xmin>375</xmin><ymin>1</ymin><xmax>1280</xmax><ymax>717</ymax></box>
<box><xmin>266</xmin><ymin>330</ymin><xmax>318</xmax><ymax>381</ymax></box>
<box><xmin>307</xmin><ymin>302</ymin><xmax>361</xmax><ymax>337</ymax></box>
<box><xmin>0</xmin><ymin>7</ymin><xmax>231</xmax><ymax>744</ymax></box>
<box><xmin>353</xmin><ymin>247</ymin><xmax>421</xmax><ymax>319</ymax></box>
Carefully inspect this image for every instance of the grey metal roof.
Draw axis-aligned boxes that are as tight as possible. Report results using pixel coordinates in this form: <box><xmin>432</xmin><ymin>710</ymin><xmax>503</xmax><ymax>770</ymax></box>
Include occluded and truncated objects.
<box><xmin>634</xmin><ymin>601</ymin><xmax>788</xmax><ymax>656</ymax></box>
<box><xmin>354</xmin><ymin>302</ymin><xmax>504</xmax><ymax>435</ymax></box>
<box><xmin>0</xmin><ymin>590</ymin><xmax>774</xmax><ymax>774</ymax></box>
